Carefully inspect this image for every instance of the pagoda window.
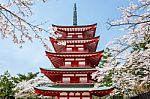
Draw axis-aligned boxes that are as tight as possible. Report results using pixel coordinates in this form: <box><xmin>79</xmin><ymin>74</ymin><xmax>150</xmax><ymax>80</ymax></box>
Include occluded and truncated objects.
<box><xmin>65</xmin><ymin>62</ymin><xmax>71</xmax><ymax>66</ymax></box>
<box><xmin>76</xmin><ymin>33</ymin><xmax>82</xmax><ymax>35</ymax></box>
<box><xmin>68</xmin><ymin>33</ymin><xmax>75</xmax><ymax>35</ymax></box>
<box><xmin>67</xmin><ymin>35</ymin><xmax>72</xmax><ymax>38</ymax></box>
<box><xmin>69</xmin><ymin>97</ymin><xmax>80</xmax><ymax>99</ymax></box>
<box><xmin>60</xmin><ymin>97</ymin><xmax>67</xmax><ymax>99</ymax></box>
<box><xmin>67</xmin><ymin>45</ymin><xmax>74</xmax><ymax>47</ymax></box>
<box><xmin>75</xmin><ymin>45</ymin><xmax>83</xmax><ymax>47</ymax></box>
<box><xmin>75</xmin><ymin>92</ymin><xmax>80</xmax><ymax>96</ymax></box>
<box><xmin>82</xmin><ymin>92</ymin><xmax>90</xmax><ymax>96</ymax></box>
<box><xmin>75</xmin><ymin>74</ymin><xmax>87</xmax><ymax>76</ymax></box>
<box><xmin>75</xmin><ymin>58</ymin><xmax>85</xmax><ymax>61</ymax></box>
<box><xmin>60</xmin><ymin>92</ymin><xmax>68</xmax><ymax>96</ymax></box>
<box><xmin>80</xmin><ymin>77</ymin><xmax>87</xmax><ymax>83</ymax></box>
<box><xmin>79</xmin><ymin>61</ymin><xmax>85</xmax><ymax>66</ymax></box>
<box><xmin>82</xmin><ymin>97</ymin><xmax>91</xmax><ymax>99</ymax></box>
<box><xmin>65</xmin><ymin>58</ymin><xmax>74</xmax><ymax>61</ymax></box>
<box><xmin>63</xmin><ymin>74</ymin><xmax>74</xmax><ymax>77</ymax></box>
<box><xmin>78</xmin><ymin>48</ymin><xmax>84</xmax><ymax>51</ymax></box>
<box><xmin>63</xmin><ymin>77</ymin><xmax>70</xmax><ymax>83</ymax></box>
<box><xmin>78</xmin><ymin>35</ymin><xmax>83</xmax><ymax>38</ymax></box>
<box><xmin>69</xmin><ymin>92</ymin><xmax>74</xmax><ymax>96</ymax></box>
<box><xmin>66</xmin><ymin>48</ymin><xmax>72</xmax><ymax>51</ymax></box>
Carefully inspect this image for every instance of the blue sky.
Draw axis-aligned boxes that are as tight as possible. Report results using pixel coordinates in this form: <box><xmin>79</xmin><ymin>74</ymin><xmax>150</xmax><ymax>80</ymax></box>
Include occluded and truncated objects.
<box><xmin>0</xmin><ymin>0</ymin><xmax>129</xmax><ymax>75</ymax></box>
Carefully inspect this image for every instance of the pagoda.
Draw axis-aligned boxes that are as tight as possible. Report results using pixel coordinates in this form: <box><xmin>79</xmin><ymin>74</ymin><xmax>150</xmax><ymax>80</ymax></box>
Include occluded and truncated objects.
<box><xmin>34</xmin><ymin>3</ymin><xmax>114</xmax><ymax>99</ymax></box>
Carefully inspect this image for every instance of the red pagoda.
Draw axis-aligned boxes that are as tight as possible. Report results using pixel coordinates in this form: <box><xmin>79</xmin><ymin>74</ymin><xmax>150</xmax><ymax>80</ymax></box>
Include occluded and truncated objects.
<box><xmin>34</xmin><ymin>3</ymin><xmax>113</xmax><ymax>99</ymax></box>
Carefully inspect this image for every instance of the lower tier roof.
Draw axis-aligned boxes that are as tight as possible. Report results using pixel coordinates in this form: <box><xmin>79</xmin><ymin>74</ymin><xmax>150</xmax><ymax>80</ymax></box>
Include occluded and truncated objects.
<box><xmin>40</xmin><ymin>68</ymin><xmax>96</xmax><ymax>71</ymax></box>
<box><xmin>34</xmin><ymin>83</ymin><xmax>114</xmax><ymax>97</ymax></box>
<box><xmin>34</xmin><ymin>83</ymin><xmax>113</xmax><ymax>92</ymax></box>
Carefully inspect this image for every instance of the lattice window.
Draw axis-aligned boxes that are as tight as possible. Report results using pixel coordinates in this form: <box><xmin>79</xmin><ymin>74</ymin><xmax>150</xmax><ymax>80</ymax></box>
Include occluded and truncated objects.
<box><xmin>63</xmin><ymin>77</ymin><xmax>70</xmax><ymax>83</ymax></box>
<box><xmin>80</xmin><ymin>77</ymin><xmax>87</xmax><ymax>83</ymax></box>
<box><xmin>65</xmin><ymin>62</ymin><xmax>71</xmax><ymax>66</ymax></box>
<box><xmin>66</xmin><ymin>48</ymin><xmax>72</xmax><ymax>51</ymax></box>
<box><xmin>78</xmin><ymin>48</ymin><xmax>84</xmax><ymax>51</ymax></box>
<box><xmin>79</xmin><ymin>61</ymin><xmax>85</xmax><ymax>66</ymax></box>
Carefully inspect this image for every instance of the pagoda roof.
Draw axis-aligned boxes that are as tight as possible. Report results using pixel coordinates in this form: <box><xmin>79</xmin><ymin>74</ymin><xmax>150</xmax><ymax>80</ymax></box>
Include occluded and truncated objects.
<box><xmin>50</xmin><ymin>37</ymin><xmax>99</xmax><ymax>53</ymax></box>
<box><xmin>52</xmin><ymin>23</ymin><xmax>97</xmax><ymax>33</ymax></box>
<box><xmin>45</xmin><ymin>51</ymin><xmax>103</xmax><ymax>68</ymax></box>
<box><xmin>34</xmin><ymin>84</ymin><xmax>114</xmax><ymax>96</ymax></box>
<box><xmin>40</xmin><ymin>68</ymin><xmax>96</xmax><ymax>74</ymax></box>
<box><xmin>41</xmin><ymin>68</ymin><xmax>96</xmax><ymax>71</ymax></box>
<box><xmin>40</xmin><ymin>68</ymin><xmax>96</xmax><ymax>82</ymax></box>
<box><xmin>50</xmin><ymin>36</ymin><xmax>99</xmax><ymax>44</ymax></box>
<box><xmin>46</xmin><ymin>51</ymin><xmax>103</xmax><ymax>58</ymax></box>
<box><xmin>52</xmin><ymin>23</ymin><xmax>97</xmax><ymax>28</ymax></box>
<box><xmin>35</xmin><ymin>85</ymin><xmax>113</xmax><ymax>92</ymax></box>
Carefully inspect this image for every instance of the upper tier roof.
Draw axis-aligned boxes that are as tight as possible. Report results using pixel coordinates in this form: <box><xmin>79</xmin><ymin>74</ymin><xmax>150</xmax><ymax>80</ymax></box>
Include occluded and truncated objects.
<box><xmin>52</xmin><ymin>23</ymin><xmax>97</xmax><ymax>33</ymax></box>
<box><xmin>52</xmin><ymin>23</ymin><xmax>97</xmax><ymax>28</ymax></box>
<box><xmin>50</xmin><ymin>36</ymin><xmax>99</xmax><ymax>53</ymax></box>
<box><xmin>50</xmin><ymin>36</ymin><xmax>99</xmax><ymax>44</ymax></box>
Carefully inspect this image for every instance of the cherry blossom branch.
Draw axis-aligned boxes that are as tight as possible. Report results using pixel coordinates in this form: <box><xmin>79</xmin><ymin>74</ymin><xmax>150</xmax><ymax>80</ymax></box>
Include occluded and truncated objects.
<box><xmin>0</xmin><ymin>1</ymin><xmax>56</xmax><ymax>50</ymax></box>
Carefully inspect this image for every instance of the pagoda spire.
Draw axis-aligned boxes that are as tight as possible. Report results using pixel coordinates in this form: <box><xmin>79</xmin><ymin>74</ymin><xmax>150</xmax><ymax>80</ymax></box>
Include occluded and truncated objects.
<box><xmin>73</xmin><ymin>3</ymin><xmax>77</xmax><ymax>26</ymax></box>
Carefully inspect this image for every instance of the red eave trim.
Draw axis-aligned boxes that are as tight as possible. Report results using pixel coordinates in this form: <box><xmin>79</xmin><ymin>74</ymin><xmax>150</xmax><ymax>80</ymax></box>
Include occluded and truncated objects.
<box><xmin>91</xmin><ymin>88</ymin><xmax>114</xmax><ymax>97</ymax></box>
<box><xmin>34</xmin><ymin>88</ymin><xmax>59</xmax><ymax>96</ymax></box>
<box><xmin>49</xmin><ymin>36</ymin><xmax>100</xmax><ymax>44</ymax></box>
<box><xmin>45</xmin><ymin>51</ymin><xmax>103</xmax><ymax>58</ymax></box>
<box><xmin>52</xmin><ymin>23</ymin><xmax>97</xmax><ymax>34</ymax></box>
<box><xmin>34</xmin><ymin>87</ymin><xmax>114</xmax><ymax>96</ymax></box>
<box><xmin>52</xmin><ymin>23</ymin><xmax>97</xmax><ymax>28</ymax></box>
<box><xmin>50</xmin><ymin>36</ymin><xmax>99</xmax><ymax>41</ymax></box>
<box><xmin>40</xmin><ymin>68</ymin><xmax>97</xmax><ymax>74</ymax></box>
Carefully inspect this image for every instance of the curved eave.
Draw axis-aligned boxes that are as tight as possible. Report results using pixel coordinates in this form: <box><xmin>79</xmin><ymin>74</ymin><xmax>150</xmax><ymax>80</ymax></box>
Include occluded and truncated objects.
<box><xmin>52</xmin><ymin>23</ymin><xmax>97</xmax><ymax>28</ymax></box>
<box><xmin>55</xmin><ymin>28</ymin><xmax>96</xmax><ymax>34</ymax></box>
<box><xmin>50</xmin><ymin>37</ymin><xmax>100</xmax><ymax>53</ymax></box>
<box><xmin>50</xmin><ymin>36</ymin><xmax>100</xmax><ymax>43</ymax></box>
<box><xmin>34</xmin><ymin>86</ymin><xmax>114</xmax><ymax>96</ymax></box>
<box><xmin>34</xmin><ymin>87</ymin><xmax>59</xmax><ymax>96</ymax></box>
<box><xmin>40</xmin><ymin>68</ymin><xmax>97</xmax><ymax>74</ymax></box>
<box><xmin>45</xmin><ymin>51</ymin><xmax>103</xmax><ymax>58</ymax></box>
<box><xmin>52</xmin><ymin>23</ymin><xmax>97</xmax><ymax>34</ymax></box>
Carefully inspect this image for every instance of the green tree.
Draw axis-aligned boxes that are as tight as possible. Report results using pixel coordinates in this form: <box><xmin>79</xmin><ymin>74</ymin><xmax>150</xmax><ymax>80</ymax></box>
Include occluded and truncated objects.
<box><xmin>12</xmin><ymin>72</ymin><xmax>39</xmax><ymax>83</ymax></box>
<box><xmin>99</xmin><ymin>48</ymin><xmax>113</xmax><ymax>86</ymax></box>
<box><xmin>0</xmin><ymin>71</ymin><xmax>16</xmax><ymax>99</ymax></box>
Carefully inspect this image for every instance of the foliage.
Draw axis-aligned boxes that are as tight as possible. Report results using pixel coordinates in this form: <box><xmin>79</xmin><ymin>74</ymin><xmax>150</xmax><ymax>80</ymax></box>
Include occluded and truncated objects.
<box><xmin>0</xmin><ymin>0</ymin><xmax>56</xmax><ymax>50</ymax></box>
<box><xmin>0</xmin><ymin>71</ymin><xmax>42</xmax><ymax>98</ymax></box>
<box><xmin>0</xmin><ymin>71</ymin><xmax>16</xmax><ymax>98</ymax></box>
<box><xmin>92</xmin><ymin>0</ymin><xmax>150</xmax><ymax>98</ymax></box>
<box><xmin>12</xmin><ymin>72</ymin><xmax>39</xmax><ymax>83</ymax></box>
<box><xmin>92</xmin><ymin>49</ymin><xmax>113</xmax><ymax>87</ymax></box>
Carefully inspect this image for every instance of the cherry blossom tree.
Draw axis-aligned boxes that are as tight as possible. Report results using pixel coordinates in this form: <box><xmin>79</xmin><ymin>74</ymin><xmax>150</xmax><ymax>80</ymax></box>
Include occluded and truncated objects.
<box><xmin>92</xmin><ymin>0</ymin><xmax>150</xmax><ymax>98</ymax></box>
<box><xmin>14</xmin><ymin>75</ymin><xmax>50</xmax><ymax>98</ymax></box>
<box><xmin>0</xmin><ymin>0</ymin><xmax>56</xmax><ymax>50</ymax></box>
